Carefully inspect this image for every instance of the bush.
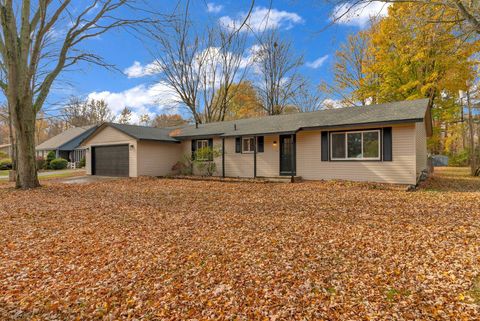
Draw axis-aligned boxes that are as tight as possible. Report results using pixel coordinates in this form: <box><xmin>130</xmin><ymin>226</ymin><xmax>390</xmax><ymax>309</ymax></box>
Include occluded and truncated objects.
<box><xmin>449</xmin><ymin>150</ymin><xmax>469</xmax><ymax>167</ymax></box>
<box><xmin>46</xmin><ymin>151</ymin><xmax>56</xmax><ymax>169</ymax></box>
<box><xmin>0</xmin><ymin>151</ymin><xmax>8</xmax><ymax>159</ymax></box>
<box><xmin>79</xmin><ymin>157</ymin><xmax>86</xmax><ymax>168</ymax></box>
<box><xmin>0</xmin><ymin>158</ymin><xmax>12</xmax><ymax>170</ymax></box>
<box><xmin>193</xmin><ymin>146</ymin><xmax>221</xmax><ymax>176</ymax></box>
<box><xmin>36</xmin><ymin>156</ymin><xmax>46</xmax><ymax>170</ymax></box>
<box><xmin>49</xmin><ymin>158</ymin><xmax>68</xmax><ymax>170</ymax></box>
<box><xmin>172</xmin><ymin>155</ymin><xmax>193</xmax><ymax>175</ymax></box>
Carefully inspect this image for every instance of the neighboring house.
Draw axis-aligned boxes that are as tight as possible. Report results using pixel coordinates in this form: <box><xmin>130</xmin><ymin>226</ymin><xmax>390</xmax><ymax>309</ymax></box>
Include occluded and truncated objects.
<box><xmin>0</xmin><ymin>143</ymin><xmax>12</xmax><ymax>157</ymax></box>
<box><xmin>81</xmin><ymin>99</ymin><xmax>432</xmax><ymax>185</ymax></box>
<box><xmin>36</xmin><ymin>125</ymin><xmax>98</xmax><ymax>163</ymax></box>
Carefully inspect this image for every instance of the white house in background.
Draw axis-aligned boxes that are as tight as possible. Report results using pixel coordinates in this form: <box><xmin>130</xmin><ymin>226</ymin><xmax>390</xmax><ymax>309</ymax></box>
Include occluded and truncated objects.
<box><xmin>0</xmin><ymin>143</ymin><xmax>12</xmax><ymax>157</ymax></box>
<box><xmin>80</xmin><ymin>99</ymin><xmax>432</xmax><ymax>185</ymax></box>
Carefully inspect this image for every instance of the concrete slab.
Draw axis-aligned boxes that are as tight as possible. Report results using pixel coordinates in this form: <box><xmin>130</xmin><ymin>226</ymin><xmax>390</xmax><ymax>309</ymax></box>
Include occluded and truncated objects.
<box><xmin>58</xmin><ymin>175</ymin><xmax>122</xmax><ymax>185</ymax></box>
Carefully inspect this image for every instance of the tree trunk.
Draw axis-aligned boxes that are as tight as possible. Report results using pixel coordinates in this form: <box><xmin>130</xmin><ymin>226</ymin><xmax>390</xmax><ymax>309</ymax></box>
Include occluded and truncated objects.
<box><xmin>11</xmin><ymin>101</ymin><xmax>39</xmax><ymax>189</ymax></box>
<box><xmin>466</xmin><ymin>90</ymin><xmax>476</xmax><ymax>176</ymax></box>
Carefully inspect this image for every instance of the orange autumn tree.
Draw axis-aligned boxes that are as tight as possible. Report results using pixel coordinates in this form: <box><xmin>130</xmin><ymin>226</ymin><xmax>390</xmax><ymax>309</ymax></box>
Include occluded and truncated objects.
<box><xmin>214</xmin><ymin>81</ymin><xmax>264</xmax><ymax>121</ymax></box>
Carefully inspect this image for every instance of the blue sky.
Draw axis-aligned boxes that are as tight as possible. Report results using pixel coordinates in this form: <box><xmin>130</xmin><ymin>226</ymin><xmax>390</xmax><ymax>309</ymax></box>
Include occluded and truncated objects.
<box><xmin>44</xmin><ymin>0</ymin><xmax>390</xmax><ymax>123</ymax></box>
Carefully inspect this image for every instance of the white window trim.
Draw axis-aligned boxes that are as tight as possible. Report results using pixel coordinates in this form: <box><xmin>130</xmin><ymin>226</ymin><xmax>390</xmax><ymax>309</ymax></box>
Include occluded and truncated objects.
<box><xmin>330</xmin><ymin>130</ymin><xmax>381</xmax><ymax>161</ymax></box>
<box><xmin>242</xmin><ymin>137</ymin><xmax>255</xmax><ymax>153</ymax></box>
<box><xmin>196</xmin><ymin>139</ymin><xmax>209</xmax><ymax>161</ymax></box>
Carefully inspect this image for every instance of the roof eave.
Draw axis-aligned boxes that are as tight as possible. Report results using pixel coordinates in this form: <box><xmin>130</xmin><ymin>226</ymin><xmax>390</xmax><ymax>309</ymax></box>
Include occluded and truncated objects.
<box><xmin>298</xmin><ymin>118</ymin><xmax>425</xmax><ymax>132</ymax></box>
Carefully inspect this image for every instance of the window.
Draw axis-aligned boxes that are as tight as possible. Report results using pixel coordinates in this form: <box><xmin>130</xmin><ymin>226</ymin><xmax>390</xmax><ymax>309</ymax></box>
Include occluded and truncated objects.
<box><xmin>242</xmin><ymin>137</ymin><xmax>255</xmax><ymax>153</ymax></box>
<box><xmin>196</xmin><ymin>139</ymin><xmax>209</xmax><ymax>161</ymax></box>
<box><xmin>330</xmin><ymin>130</ymin><xmax>380</xmax><ymax>160</ymax></box>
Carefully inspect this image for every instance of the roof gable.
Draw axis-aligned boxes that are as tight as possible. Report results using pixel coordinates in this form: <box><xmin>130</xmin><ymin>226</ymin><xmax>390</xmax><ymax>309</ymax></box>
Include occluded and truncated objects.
<box><xmin>81</xmin><ymin>122</ymin><xmax>180</xmax><ymax>145</ymax></box>
<box><xmin>36</xmin><ymin>125</ymin><xmax>97</xmax><ymax>151</ymax></box>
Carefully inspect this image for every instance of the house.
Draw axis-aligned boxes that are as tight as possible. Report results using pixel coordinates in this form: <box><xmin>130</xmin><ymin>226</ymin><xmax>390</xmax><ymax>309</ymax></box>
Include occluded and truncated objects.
<box><xmin>36</xmin><ymin>125</ymin><xmax>98</xmax><ymax>163</ymax></box>
<box><xmin>81</xmin><ymin>99</ymin><xmax>432</xmax><ymax>185</ymax></box>
<box><xmin>0</xmin><ymin>143</ymin><xmax>12</xmax><ymax>157</ymax></box>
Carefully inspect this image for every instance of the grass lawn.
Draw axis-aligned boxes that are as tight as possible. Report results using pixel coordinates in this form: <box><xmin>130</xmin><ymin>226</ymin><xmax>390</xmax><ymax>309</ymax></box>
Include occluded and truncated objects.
<box><xmin>0</xmin><ymin>168</ymin><xmax>479</xmax><ymax>319</ymax></box>
<box><xmin>0</xmin><ymin>169</ymin><xmax>85</xmax><ymax>184</ymax></box>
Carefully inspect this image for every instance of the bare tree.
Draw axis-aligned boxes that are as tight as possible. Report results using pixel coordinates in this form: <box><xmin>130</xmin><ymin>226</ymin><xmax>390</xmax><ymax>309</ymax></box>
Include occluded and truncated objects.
<box><xmin>320</xmin><ymin>30</ymin><xmax>375</xmax><ymax>107</ymax></box>
<box><xmin>0</xmin><ymin>0</ymin><xmax>150</xmax><ymax>189</ymax></box>
<box><xmin>291</xmin><ymin>78</ymin><xmax>325</xmax><ymax>112</ymax></box>
<box><xmin>62</xmin><ymin>97</ymin><xmax>114</xmax><ymax>127</ymax></box>
<box><xmin>139</xmin><ymin>113</ymin><xmax>151</xmax><ymax>126</ymax></box>
<box><xmin>148</xmin><ymin>1</ymin><xmax>254</xmax><ymax>123</ymax></box>
<box><xmin>117</xmin><ymin>107</ymin><xmax>133</xmax><ymax>124</ymax></box>
<box><xmin>253</xmin><ymin>29</ymin><xmax>305</xmax><ymax>115</ymax></box>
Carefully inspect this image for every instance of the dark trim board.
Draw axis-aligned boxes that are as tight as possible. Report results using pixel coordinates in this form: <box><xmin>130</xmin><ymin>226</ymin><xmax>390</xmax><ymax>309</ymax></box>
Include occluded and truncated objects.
<box><xmin>299</xmin><ymin>118</ymin><xmax>423</xmax><ymax>133</ymax></box>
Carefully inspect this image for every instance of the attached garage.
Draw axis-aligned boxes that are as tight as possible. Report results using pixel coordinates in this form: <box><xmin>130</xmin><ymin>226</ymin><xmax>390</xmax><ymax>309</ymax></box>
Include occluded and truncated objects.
<box><xmin>92</xmin><ymin>145</ymin><xmax>129</xmax><ymax>177</ymax></box>
<box><xmin>81</xmin><ymin>123</ymin><xmax>183</xmax><ymax>178</ymax></box>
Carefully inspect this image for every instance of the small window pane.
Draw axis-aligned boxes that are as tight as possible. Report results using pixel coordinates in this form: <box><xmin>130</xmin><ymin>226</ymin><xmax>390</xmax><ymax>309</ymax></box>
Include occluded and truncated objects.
<box><xmin>331</xmin><ymin>133</ymin><xmax>346</xmax><ymax>159</ymax></box>
<box><xmin>347</xmin><ymin>133</ymin><xmax>362</xmax><ymax>158</ymax></box>
<box><xmin>242</xmin><ymin>137</ymin><xmax>255</xmax><ymax>152</ymax></box>
<box><xmin>363</xmin><ymin>131</ymin><xmax>379</xmax><ymax>158</ymax></box>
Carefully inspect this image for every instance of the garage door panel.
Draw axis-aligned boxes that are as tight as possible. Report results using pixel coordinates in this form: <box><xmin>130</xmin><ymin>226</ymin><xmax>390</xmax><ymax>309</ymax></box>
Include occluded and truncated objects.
<box><xmin>93</xmin><ymin>145</ymin><xmax>129</xmax><ymax>177</ymax></box>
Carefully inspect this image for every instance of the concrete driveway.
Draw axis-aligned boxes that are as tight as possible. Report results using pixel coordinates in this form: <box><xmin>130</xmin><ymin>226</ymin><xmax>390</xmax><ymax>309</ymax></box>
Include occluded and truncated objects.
<box><xmin>58</xmin><ymin>175</ymin><xmax>122</xmax><ymax>184</ymax></box>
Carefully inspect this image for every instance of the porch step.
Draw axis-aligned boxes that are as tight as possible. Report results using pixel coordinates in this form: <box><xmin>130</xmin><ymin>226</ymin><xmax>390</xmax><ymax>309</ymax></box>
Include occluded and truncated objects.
<box><xmin>256</xmin><ymin>176</ymin><xmax>303</xmax><ymax>183</ymax></box>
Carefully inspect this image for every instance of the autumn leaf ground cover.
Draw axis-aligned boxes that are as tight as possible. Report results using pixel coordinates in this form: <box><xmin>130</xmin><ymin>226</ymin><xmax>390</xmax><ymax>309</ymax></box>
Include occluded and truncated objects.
<box><xmin>0</xmin><ymin>167</ymin><xmax>479</xmax><ymax>320</ymax></box>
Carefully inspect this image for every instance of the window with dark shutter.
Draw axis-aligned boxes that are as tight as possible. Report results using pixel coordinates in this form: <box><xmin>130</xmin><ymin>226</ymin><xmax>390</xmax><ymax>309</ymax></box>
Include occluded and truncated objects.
<box><xmin>235</xmin><ymin>137</ymin><xmax>241</xmax><ymax>153</ymax></box>
<box><xmin>257</xmin><ymin>136</ymin><xmax>264</xmax><ymax>153</ymax></box>
<box><xmin>191</xmin><ymin>140</ymin><xmax>197</xmax><ymax>160</ymax></box>
<box><xmin>383</xmin><ymin>127</ymin><xmax>392</xmax><ymax>161</ymax></box>
<box><xmin>208</xmin><ymin>139</ymin><xmax>213</xmax><ymax>161</ymax></box>
<box><xmin>321</xmin><ymin>131</ymin><xmax>329</xmax><ymax>161</ymax></box>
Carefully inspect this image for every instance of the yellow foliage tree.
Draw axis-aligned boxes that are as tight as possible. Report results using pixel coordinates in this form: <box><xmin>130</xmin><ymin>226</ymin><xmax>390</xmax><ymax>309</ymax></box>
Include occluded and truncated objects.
<box><xmin>220</xmin><ymin>81</ymin><xmax>264</xmax><ymax>121</ymax></box>
<box><xmin>363</xmin><ymin>4</ymin><xmax>478</xmax><ymax>107</ymax></box>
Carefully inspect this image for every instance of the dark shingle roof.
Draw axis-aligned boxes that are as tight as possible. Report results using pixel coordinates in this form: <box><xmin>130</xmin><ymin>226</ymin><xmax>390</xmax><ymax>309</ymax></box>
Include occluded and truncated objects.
<box><xmin>173</xmin><ymin>99</ymin><xmax>430</xmax><ymax>138</ymax></box>
<box><xmin>36</xmin><ymin>125</ymin><xmax>98</xmax><ymax>151</ymax></box>
<box><xmin>106</xmin><ymin>123</ymin><xmax>179</xmax><ymax>142</ymax></box>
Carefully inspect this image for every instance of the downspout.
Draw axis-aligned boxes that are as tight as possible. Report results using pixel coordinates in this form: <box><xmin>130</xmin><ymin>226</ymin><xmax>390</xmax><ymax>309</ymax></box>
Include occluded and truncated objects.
<box><xmin>290</xmin><ymin>133</ymin><xmax>295</xmax><ymax>182</ymax></box>
<box><xmin>254</xmin><ymin>136</ymin><xmax>257</xmax><ymax>179</ymax></box>
<box><xmin>222</xmin><ymin>137</ymin><xmax>225</xmax><ymax>178</ymax></box>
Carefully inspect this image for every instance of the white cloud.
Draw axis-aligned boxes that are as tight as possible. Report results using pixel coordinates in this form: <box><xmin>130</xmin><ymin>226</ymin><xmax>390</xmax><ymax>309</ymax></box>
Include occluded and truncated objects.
<box><xmin>87</xmin><ymin>82</ymin><xmax>179</xmax><ymax>123</ymax></box>
<box><xmin>322</xmin><ymin>98</ymin><xmax>344</xmax><ymax>109</ymax></box>
<box><xmin>306</xmin><ymin>55</ymin><xmax>329</xmax><ymax>69</ymax></box>
<box><xmin>123</xmin><ymin>61</ymin><xmax>161</xmax><ymax>78</ymax></box>
<box><xmin>331</xmin><ymin>2</ymin><xmax>391</xmax><ymax>28</ymax></box>
<box><xmin>219</xmin><ymin>7</ymin><xmax>303</xmax><ymax>32</ymax></box>
<box><xmin>207</xmin><ymin>2</ymin><xmax>223</xmax><ymax>13</ymax></box>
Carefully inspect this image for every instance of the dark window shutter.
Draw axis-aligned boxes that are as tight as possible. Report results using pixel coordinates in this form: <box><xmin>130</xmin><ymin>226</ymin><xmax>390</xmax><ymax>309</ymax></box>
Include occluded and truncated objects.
<box><xmin>321</xmin><ymin>131</ymin><xmax>329</xmax><ymax>161</ymax></box>
<box><xmin>235</xmin><ymin>137</ymin><xmax>241</xmax><ymax>153</ymax></box>
<box><xmin>208</xmin><ymin>138</ymin><xmax>213</xmax><ymax>161</ymax></box>
<box><xmin>191</xmin><ymin>139</ymin><xmax>197</xmax><ymax>160</ymax></box>
<box><xmin>383</xmin><ymin>127</ymin><xmax>392</xmax><ymax>161</ymax></box>
<box><xmin>257</xmin><ymin>136</ymin><xmax>264</xmax><ymax>153</ymax></box>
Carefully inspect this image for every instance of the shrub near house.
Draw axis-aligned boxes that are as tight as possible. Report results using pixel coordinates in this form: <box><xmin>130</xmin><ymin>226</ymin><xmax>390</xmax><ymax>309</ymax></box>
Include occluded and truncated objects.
<box><xmin>0</xmin><ymin>158</ymin><xmax>12</xmax><ymax>170</ymax></box>
<box><xmin>49</xmin><ymin>158</ymin><xmax>68</xmax><ymax>170</ymax></box>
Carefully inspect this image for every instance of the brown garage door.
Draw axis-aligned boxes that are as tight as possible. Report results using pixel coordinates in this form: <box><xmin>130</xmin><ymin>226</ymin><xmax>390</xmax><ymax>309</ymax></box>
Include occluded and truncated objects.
<box><xmin>92</xmin><ymin>145</ymin><xmax>129</xmax><ymax>177</ymax></box>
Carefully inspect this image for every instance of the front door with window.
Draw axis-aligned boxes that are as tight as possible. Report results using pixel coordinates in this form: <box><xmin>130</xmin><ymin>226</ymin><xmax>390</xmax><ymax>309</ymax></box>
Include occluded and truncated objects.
<box><xmin>280</xmin><ymin>134</ymin><xmax>296</xmax><ymax>175</ymax></box>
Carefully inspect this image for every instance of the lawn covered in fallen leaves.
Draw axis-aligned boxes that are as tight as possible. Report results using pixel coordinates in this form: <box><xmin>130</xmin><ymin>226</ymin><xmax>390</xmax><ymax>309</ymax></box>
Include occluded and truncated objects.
<box><xmin>1</xmin><ymin>167</ymin><xmax>479</xmax><ymax>320</ymax></box>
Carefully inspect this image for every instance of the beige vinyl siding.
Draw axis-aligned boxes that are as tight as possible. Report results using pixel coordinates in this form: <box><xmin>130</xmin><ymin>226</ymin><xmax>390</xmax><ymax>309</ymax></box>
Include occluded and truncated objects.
<box><xmin>415</xmin><ymin>122</ymin><xmax>428</xmax><ymax>175</ymax></box>
<box><xmin>83</xmin><ymin>126</ymin><xmax>137</xmax><ymax>177</ymax></box>
<box><xmin>137</xmin><ymin>141</ymin><xmax>183</xmax><ymax>177</ymax></box>
<box><xmin>224</xmin><ymin>137</ymin><xmax>254</xmax><ymax>178</ymax></box>
<box><xmin>223</xmin><ymin>135</ymin><xmax>280</xmax><ymax>178</ymax></box>
<box><xmin>256</xmin><ymin>135</ymin><xmax>279</xmax><ymax>177</ymax></box>
<box><xmin>297</xmin><ymin>124</ymin><xmax>417</xmax><ymax>185</ymax></box>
